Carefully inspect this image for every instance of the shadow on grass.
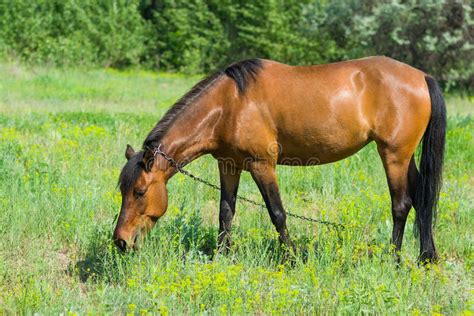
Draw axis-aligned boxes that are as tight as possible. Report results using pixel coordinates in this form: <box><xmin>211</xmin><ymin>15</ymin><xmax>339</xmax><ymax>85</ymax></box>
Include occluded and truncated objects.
<box><xmin>228</xmin><ymin>233</ymin><xmax>324</xmax><ymax>266</ymax></box>
<box><xmin>69</xmin><ymin>233</ymin><xmax>328</xmax><ymax>284</ymax></box>
<box><xmin>68</xmin><ymin>227</ymin><xmax>126</xmax><ymax>283</ymax></box>
<box><xmin>68</xmin><ymin>212</ymin><xmax>336</xmax><ymax>283</ymax></box>
<box><xmin>68</xmin><ymin>215</ymin><xmax>219</xmax><ymax>283</ymax></box>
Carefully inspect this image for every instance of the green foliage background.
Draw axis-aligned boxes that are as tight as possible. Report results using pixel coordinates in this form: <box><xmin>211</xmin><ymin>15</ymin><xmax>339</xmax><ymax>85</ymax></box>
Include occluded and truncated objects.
<box><xmin>0</xmin><ymin>0</ymin><xmax>472</xmax><ymax>91</ymax></box>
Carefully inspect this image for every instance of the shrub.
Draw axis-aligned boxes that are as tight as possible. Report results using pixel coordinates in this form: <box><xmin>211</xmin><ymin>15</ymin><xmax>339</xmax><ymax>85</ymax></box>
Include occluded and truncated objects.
<box><xmin>0</xmin><ymin>0</ymin><xmax>471</xmax><ymax>91</ymax></box>
<box><xmin>0</xmin><ymin>0</ymin><xmax>150</xmax><ymax>67</ymax></box>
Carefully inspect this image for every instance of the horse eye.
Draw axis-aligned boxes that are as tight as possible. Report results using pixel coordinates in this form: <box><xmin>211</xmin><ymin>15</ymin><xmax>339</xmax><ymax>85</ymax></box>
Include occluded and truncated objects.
<box><xmin>134</xmin><ymin>189</ymin><xmax>146</xmax><ymax>198</ymax></box>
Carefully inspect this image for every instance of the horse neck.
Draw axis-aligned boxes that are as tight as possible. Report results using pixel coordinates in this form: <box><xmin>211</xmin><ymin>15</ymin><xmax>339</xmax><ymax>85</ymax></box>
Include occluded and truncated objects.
<box><xmin>159</xmin><ymin>95</ymin><xmax>222</xmax><ymax>169</ymax></box>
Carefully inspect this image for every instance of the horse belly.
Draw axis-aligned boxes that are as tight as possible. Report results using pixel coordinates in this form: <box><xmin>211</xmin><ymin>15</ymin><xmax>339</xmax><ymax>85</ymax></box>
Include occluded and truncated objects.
<box><xmin>276</xmin><ymin>136</ymin><xmax>370</xmax><ymax>166</ymax></box>
<box><xmin>273</xmin><ymin>100</ymin><xmax>371</xmax><ymax>165</ymax></box>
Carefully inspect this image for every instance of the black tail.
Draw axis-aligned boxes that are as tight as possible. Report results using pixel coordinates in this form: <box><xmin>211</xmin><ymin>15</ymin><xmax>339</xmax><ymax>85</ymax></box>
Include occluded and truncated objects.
<box><xmin>415</xmin><ymin>76</ymin><xmax>447</xmax><ymax>262</ymax></box>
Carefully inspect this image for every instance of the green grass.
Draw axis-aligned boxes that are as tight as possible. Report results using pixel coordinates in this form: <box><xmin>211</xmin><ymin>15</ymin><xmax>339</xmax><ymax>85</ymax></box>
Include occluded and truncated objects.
<box><xmin>0</xmin><ymin>63</ymin><xmax>473</xmax><ymax>314</ymax></box>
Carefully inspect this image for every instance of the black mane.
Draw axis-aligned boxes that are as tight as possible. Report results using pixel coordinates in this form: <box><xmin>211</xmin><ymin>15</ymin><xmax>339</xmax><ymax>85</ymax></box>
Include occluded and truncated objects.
<box><xmin>142</xmin><ymin>71</ymin><xmax>223</xmax><ymax>151</ymax></box>
<box><xmin>142</xmin><ymin>58</ymin><xmax>264</xmax><ymax>153</ymax></box>
<box><xmin>224</xmin><ymin>58</ymin><xmax>263</xmax><ymax>94</ymax></box>
<box><xmin>118</xmin><ymin>151</ymin><xmax>145</xmax><ymax>193</ymax></box>
<box><xmin>119</xmin><ymin>59</ymin><xmax>264</xmax><ymax>192</ymax></box>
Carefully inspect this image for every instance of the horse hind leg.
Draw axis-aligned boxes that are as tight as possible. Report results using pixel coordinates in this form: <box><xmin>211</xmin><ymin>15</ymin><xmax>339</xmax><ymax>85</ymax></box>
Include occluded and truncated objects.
<box><xmin>377</xmin><ymin>144</ymin><xmax>414</xmax><ymax>262</ymax></box>
<box><xmin>408</xmin><ymin>155</ymin><xmax>438</xmax><ymax>263</ymax></box>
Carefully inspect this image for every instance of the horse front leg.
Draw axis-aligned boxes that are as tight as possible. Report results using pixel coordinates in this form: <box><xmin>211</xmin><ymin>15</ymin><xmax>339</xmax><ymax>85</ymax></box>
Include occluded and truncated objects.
<box><xmin>249</xmin><ymin>161</ymin><xmax>295</xmax><ymax>255</ymax></box>
<box><xmin>217</xmin><ymin>163</ymin><xmax>241</xmax><ymax>253</ymax></box>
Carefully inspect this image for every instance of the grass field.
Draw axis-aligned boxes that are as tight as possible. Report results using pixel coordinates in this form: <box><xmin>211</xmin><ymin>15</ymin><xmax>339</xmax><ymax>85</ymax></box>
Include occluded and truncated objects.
<box><xmin>0</xmin><ymin>63</ymin><xmax>472</xmax><ymax>314</ymax></box>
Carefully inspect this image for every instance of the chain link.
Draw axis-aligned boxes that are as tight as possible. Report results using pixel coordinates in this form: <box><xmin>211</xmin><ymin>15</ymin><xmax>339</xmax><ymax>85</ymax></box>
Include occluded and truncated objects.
<box><xmin>153</xmin><ymin>144</ymin><xmax>346</xmax><ymax>230</ymax></box>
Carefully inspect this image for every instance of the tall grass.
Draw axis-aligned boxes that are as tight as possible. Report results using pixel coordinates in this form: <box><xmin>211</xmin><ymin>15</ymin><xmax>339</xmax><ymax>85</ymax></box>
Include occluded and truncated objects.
<box><xmin>0</xmin><ymin>64</ymin><xmax>472</xmax><ymax>314</ymax></box>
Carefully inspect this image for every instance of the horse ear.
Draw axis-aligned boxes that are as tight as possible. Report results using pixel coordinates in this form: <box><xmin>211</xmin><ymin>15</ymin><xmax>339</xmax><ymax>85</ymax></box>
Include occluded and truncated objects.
<box><xmin>125</xmin><ymin>144</ymin><xmax>135</xmax><ymax>160</ymax></box>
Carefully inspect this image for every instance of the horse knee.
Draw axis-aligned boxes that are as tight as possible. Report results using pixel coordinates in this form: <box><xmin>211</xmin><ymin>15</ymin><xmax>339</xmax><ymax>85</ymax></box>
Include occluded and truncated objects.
<box><xmin>270</xmin><ymin>209</ymin><xmax>287</xmax><ymax>229</ymax></box>
<box><xmin>219</xmin><ymin>203</ymin><xmax>234</xmax><ymax>227</ymax></box>
<box><xmin>392</xmin><ymin>196</ymin><xmax>412</xmax><ymax>221</ymax></box>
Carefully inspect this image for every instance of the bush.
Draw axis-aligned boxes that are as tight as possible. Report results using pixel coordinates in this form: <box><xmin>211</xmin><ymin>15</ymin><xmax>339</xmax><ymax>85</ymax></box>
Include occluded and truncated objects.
<box><xmin>141</xmin><ymin>0</ymin><xmax>229</xmax><ymax>73</ymax></box>
<box><xmin>214</xmin><ymin>0</ymin><xmax>339</xmax><ymax>66</ymax></box>
<box><xmin>0</xmin><ymin>0</ymin><xmax>471</xmax><ymax>91</ymax></box>
<box><xmin>0</xmin><ymin>0</ymin><xmax>149</xmax><ymax>67</ymax></box>
<box><xmin>323</xmin><ymin>0</ymin><xmax>473</xmax><ymax>92</ymax></box>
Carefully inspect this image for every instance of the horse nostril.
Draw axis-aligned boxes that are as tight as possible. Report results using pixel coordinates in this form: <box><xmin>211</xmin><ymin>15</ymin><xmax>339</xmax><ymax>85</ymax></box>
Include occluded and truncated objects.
<box><xmin>114</xmin><ymin>239</ymin><xmax>127</xmax><ymax>251</ymax></box>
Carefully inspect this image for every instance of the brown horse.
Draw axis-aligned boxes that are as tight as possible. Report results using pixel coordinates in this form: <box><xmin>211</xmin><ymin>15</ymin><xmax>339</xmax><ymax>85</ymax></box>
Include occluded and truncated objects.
<box><xmin>113</xmin><ymin>56</ymin><xmax>446</xmax><ymax>263</ymax></box>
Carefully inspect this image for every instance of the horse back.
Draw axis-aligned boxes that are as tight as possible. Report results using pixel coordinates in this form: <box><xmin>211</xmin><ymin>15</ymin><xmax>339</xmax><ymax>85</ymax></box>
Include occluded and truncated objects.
<box><xmin>218</xmin><ymin>57</ymin><xmax>432</xmax><ymax>165</ymax></box>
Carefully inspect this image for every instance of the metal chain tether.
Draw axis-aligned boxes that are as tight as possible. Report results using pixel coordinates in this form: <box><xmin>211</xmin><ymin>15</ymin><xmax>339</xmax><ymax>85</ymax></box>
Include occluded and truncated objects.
<box><xmin>152</xmin><ymin>144</ymin><xmax>346</xmax><ymax>230</ymax></box>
